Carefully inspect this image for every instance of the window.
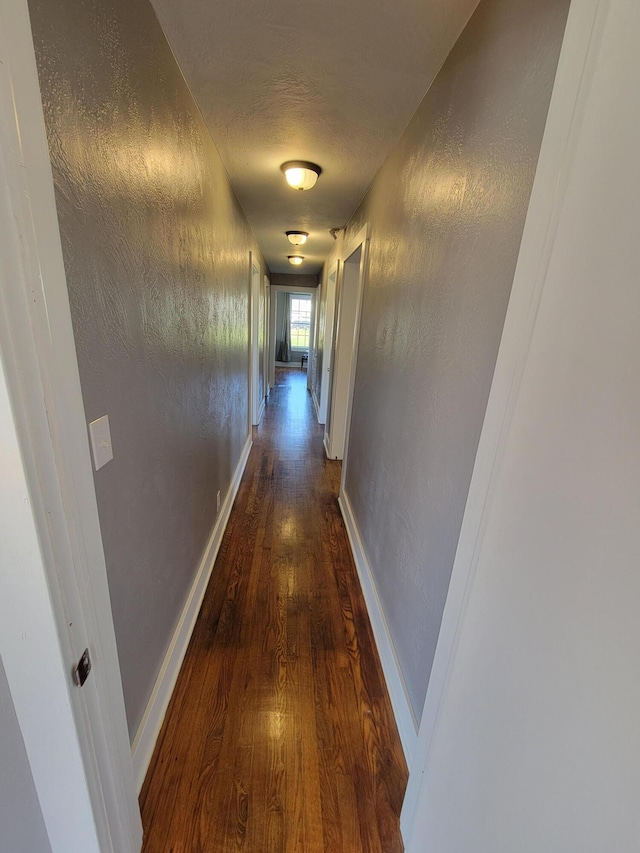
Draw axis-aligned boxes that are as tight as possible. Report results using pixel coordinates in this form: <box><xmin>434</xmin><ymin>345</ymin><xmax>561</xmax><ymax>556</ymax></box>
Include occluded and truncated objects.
<box><xmin>290</xmin><ymin>296</ymin><xmax>311</xmax><ymax>349</ymax></box>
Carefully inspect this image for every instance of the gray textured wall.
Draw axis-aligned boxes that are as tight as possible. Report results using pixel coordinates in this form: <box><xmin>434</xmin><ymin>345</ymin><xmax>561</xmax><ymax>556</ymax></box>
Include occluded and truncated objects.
<box><xmin>0</xmin><ymin>658</ymin><xmax>51</xmax><ymax>853</ymax></box>
<box><xmin>28</xmin><ymin>0</ymin><xmax>265</xmax><ymax>737</ymax></box>
<box><xmin>270</xmin><ymin>273</ymin><xmax>318</xmax><ymax>288</ymax></box>
<box><xmin>341</xmin><ymin>0</ymin><xmax>570</xmax><ymax>720</ymax></box>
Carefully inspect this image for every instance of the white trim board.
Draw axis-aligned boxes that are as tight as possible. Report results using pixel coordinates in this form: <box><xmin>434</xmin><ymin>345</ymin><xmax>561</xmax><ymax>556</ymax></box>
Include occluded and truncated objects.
<box><xmin>269</xmin><ymin>284</ymin><xmax>317</xmax><ymax>389</ymax></box>
<box><xmin>131</xmin><ymin>434</ymin><xmax>252</xmax><ymax>791</ymax></box>
<box><xmin>256</xmin><ymin>395</ymin><xmax>266</xmax><ymax>426</ymax></box>
<box><xmin>338</xmin><ymin>489</ymin><xmax>418</xmax><ymax>765</ymax></box>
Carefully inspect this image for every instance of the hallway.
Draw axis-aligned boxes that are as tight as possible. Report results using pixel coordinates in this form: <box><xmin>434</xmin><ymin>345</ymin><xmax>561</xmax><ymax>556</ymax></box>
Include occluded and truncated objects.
<box><xmin>139</xmin><ymin>368</ymin><xmax>407</xmax><ymax>852</ymax></box>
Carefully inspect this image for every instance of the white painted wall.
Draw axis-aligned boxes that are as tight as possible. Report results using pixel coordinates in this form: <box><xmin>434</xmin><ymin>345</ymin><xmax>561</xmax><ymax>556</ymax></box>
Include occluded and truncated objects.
<box><xmin>405</xmin><ymin>2</ymin><xmax>640</xmax><ymax>849</ymax></box>
<box><xmin>0</xmin><ymin>650</ymin><xmax>52</xmax><ymax>853</ymax></box>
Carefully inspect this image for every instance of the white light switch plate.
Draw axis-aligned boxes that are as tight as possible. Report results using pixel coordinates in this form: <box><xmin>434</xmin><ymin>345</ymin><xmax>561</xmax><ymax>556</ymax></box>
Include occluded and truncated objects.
<box><xmin>89</xmin><ymin>415</ymin><xmax>114</xmax><ymax>471</ymax></box>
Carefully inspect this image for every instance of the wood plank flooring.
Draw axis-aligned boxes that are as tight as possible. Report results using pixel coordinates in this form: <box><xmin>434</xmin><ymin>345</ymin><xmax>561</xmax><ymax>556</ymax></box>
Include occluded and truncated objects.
<box><xmin>139</xmin><ymin>367</ymin><xmax>408</xmax><ymax>852</ymax></box>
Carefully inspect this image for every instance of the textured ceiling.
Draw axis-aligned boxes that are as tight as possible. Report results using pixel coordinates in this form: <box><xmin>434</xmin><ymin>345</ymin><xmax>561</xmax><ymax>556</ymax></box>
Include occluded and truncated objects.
<box><xmin>149</xmin><ymin>0</ymin><xmax>480</xmax><ymax>274</ymax></box>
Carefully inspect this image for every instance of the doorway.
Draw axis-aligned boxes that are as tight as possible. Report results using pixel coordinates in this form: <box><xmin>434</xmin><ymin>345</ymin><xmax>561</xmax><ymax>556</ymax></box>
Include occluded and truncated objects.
<box><xmin>250</xmin><ymin>256</ymin><xmax>266</xmax><ymax>426</ymax></box>
<box><xmin>263</xmin><ymin>274</ymin><xmax>271</xmax><ymax>400</ymax></box>
<box><xmin>268</xmin><ymin>285</ymin><xmax>316</xmax><ymax>391</ymax></box>
<box><xmin>314</xmin><ymin>261</ymin><xmax>338</xmax><ymax>425</ymax></box>
<box><xmin>324</xmin><ymin>227</ymin><xmax>369</xmax><ymax>461</ymax></box>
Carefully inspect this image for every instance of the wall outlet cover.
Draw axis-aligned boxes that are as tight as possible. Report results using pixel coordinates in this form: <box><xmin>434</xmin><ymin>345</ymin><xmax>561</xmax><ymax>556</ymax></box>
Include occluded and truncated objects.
<box><xmin>89</xmin><ymin>415</ymin><xmax>114</xmax><ymax>471</ymax></box>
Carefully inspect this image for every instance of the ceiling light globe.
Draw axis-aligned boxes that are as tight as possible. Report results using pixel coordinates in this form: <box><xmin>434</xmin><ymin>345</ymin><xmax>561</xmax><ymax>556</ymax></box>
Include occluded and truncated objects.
<box><xmin>288</xmin><ymin>255</ymin><xmax>304</xmax><ymax>266</ymax></box>
<box><xmin>286</xmin><ymin>231</ymin><xmax>309</xmax><ymax>246</ymax></box>
<box><xmin>280</xmin><ymin>161</ymin><xmax>321</xmax><ymax>191</ymax></box>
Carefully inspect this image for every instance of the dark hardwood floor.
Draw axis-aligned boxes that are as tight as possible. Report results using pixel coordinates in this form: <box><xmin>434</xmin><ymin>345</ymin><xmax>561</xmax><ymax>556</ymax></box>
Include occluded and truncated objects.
<box><xmin>139</xmin><ymin>366</ymin><xmax>408</xmax><ymax>852</ymax></box>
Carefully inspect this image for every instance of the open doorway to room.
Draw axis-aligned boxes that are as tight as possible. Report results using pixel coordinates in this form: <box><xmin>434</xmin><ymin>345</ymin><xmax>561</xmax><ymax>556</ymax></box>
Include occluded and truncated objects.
<box><xmin>324</xmin><ymin>226</ymin><xmax>369</xmax><ymax>461</ymax></box>
<box><xmin>250</xmin><ymin>255</ymin><xmax>266</xmax><ymax>426</ymax></box>
<box><xmin>313</xmin><ymin>260</ymin><xmax>339</xmax><ymax>425</ymax></box>
<box><xmin>268</xmin><ymin>283</ymin><xmax>316</xmax><ymax>392</ymax></box>
<box><xmin>275</xmin><ymin>293</ymin><xmax>311</xmax><ymax>365</ymax></box>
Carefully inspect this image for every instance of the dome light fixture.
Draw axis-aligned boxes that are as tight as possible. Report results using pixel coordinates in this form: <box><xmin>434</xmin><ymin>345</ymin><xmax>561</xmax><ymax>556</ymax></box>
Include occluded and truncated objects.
<box><xmin>288</xmin><ymin>255</ymin><xmax>304</xmax><ymax>266</ymax></box>
<box><xmin>286</xmin><ymin>230</ymin><xmax>309</xmax><ymax>246</ymax></box>
<box><xmin>280</xmin><ymin>161</ymin><xmax>321</xmax><ymax>191</ymax></box>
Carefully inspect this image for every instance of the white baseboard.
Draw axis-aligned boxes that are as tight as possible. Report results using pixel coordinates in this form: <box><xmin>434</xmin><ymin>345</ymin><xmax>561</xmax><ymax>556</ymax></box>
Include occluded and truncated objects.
<box><xmin>255</xmin><ymin>395</ymin><xmax>265</xmax><ymax>426</ymax></box>
<box><xmin>338</xmin><ymin>490</ymin><xmax>418</xmax><ymax>765</ymax></box>
<box><xmin>131</xmin><ymin>434</ymin><xmax>252</xmax><ymax>792</ymax></box>
<box><xmin>323</xmin><ymin>433</ymin><xmax>332</xmax><ymax>459</ymax></box>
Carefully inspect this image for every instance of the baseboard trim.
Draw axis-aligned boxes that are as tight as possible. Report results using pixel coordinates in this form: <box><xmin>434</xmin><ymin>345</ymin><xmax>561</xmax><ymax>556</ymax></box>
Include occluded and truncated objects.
<box><xmin>312</xmin><ymin>388</ymin><xmax>321</xmax><ymax>421</ymax></box>
<box><xmin>254</xmin><ymin>396</ymin><xmax>265</xmax><ymax>426</ymax></box>
<box><xmin>131</xmin><ymin>434</ymin><xmax>253</xmax><ymax>792</ymax></box>
<box><xmin>323</xmin><ymin>433</ymin><xmax>331</xmax><ymax>459</ymax></box>
<box><xmin>338</xmin><ymin>489</ymin><xmax>418</xmax><ymax>765</ymax></box>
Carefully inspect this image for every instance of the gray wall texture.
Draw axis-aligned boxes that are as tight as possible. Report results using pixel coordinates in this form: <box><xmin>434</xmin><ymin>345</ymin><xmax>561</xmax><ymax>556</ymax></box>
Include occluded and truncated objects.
<box><xmin>28</xmin><ymin>0</ymin><xmax>266</xmax><ymax>738</ymax></box>
<box><xmin>0</xmin><ymin>658</ymin><xmax>51</xmax><ymax>853</ymax></box>
<box><xmin>340</xmin><ymin>0</ymin><xmax>570</xmax><ymax>720</ymax></box>
<box><xmin>270</xmin><ymin>273</ymin><xmax>318</xmax><ymax>289</ymax></box>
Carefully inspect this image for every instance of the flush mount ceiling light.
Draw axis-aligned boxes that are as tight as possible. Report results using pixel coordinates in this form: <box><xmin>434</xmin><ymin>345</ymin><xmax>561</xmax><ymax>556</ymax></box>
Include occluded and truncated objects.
<box><xmin>286</xmin><ymin>230</ymin><xmax>309</xmax><ymax>246</ymax></box>
<box><xmin>280</xmin><ymin>161</ymin><xmax>321</xmax><ymax>191</ymax></box>
<box><xmin>288</xmin><ymin>255</ymin><xmax>304</xmax><ymax>266</ymax></box>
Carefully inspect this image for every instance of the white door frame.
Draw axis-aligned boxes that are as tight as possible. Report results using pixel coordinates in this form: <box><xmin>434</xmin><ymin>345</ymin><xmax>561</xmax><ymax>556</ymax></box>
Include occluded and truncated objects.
<box><xmin>268</xmin><ymin>285</ymin><xmax>317</xmax><ymax>387</ymax></box>
<box><xmin>249</xmin><ymin>256</ymin><xmax>265</xmax><ymax>427</ymax></box>
<box><xmin>311</xmin><ymin>276</ymin><xmax>323</xmax><ymax>414</ymax></box>
<box><xmin>316</xmin><ymin>261</ymin><xmax>340</xmax><ymax>425</ymax></box>
<box><xmin>263</xmin><ymin>275</ymin><xmax>271</xmax><ymax>398</ymax></box>
<box><xmin>326</xmin><ymin>224</ymin><xmax>369</xmax><ymax>463</ymax></box>
<box><xmin>0</xmin><ymin>2</ymin><xmax>142</xmax><ymax>850</ymax></box>
<box><xmin>401</xmin><ymin>0</ymin><xmax>608</xmax><ymax>845</ymax></box>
